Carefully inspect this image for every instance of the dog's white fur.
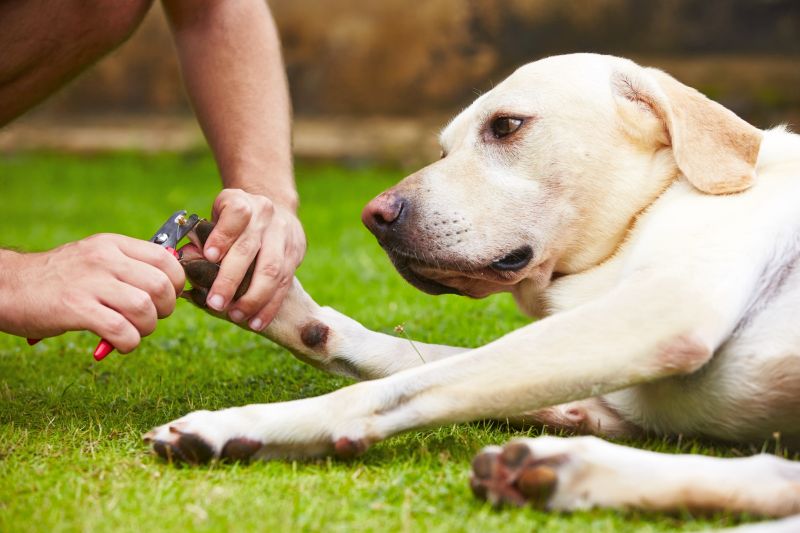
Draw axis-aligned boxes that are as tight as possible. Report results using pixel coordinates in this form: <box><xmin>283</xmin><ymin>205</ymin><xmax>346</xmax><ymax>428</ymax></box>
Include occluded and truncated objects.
<box><xmin>146</xmin><ymin>54</ymin><xmax>800</xmax><ymax>518</ymax></box>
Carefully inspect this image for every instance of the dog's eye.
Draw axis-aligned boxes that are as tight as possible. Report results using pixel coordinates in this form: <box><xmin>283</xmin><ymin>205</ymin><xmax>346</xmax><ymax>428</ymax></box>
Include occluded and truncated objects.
<box><xmin>490</xmin><ymin>117</ymin><xmax>524</xmax><ymax>139</ymax></box>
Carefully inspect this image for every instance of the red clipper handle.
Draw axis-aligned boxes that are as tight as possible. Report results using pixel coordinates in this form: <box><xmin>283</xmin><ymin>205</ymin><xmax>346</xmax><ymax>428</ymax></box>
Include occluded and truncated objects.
<box><xmin>91</xmin><ymin>246</ymin><xmax>180</xmax><ymax>361</ymax></box>
<box><xmin>33</xmin><ymin>247</ymin><xmax>182</xmax><ymax>361</ymax></box>
<box><xmin>93</xmin><ymin>339</ymin><xmax>114</xmax><ymax>361</ymax></box>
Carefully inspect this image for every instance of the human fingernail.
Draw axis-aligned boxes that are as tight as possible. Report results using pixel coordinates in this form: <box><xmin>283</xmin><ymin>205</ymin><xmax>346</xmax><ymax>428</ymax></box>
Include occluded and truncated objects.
<box><xmin>249</xmin><ymin>318</ymin><xmax>264</xmax><ymax>331</ymax></box>
<box><xmin>207</xmin><ymin>294</ymin><xmax>225</xmax><ymax>310</ymax></box>
<box><xmin>205</xmin><ymin>247</ymin><xmax>220</xmax><ymax>263</ymax></box>
<box><xmin>229</xmin><ymin>309</ymin><xmax>245</xmax><ymax>322</ymax></box>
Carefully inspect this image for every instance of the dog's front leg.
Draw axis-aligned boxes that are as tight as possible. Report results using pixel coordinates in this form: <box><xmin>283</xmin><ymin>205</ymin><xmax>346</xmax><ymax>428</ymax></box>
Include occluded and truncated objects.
<box><xmin>145</xmin><ymin>263</ymin><xmax>751</xmax><ymax>463</ymax></box>
<box><xmin>210</xmin><ymin>277</ymin><xmax>467</xmax><ymax>380</ymax></box>
<box><xmin>181</xmin><ymin>221</ymin><xmax>467</xmax><ymax>379</ymax></box>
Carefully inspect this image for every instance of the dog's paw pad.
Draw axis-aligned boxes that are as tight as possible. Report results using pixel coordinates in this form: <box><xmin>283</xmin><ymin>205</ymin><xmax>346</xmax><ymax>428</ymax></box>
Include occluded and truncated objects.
<box><xmin>515</xmin><ymin>463</ymin><xmax>558</xmax><ymax>505</ymax></box>
<box><xmin>179</xmin><ymin>219</ymin><xmax>255</xmax><ymax>307</ymax></box>
<box><xmin>184</xmin><ymin>287</ymin><xmax>209</xmax><ymax>308</ymax></box>
<box><xmin>333</xmin><ymin>436</ymin><xmax>368</xmax><ymax>459</ymax></box>
<box><xmin>469</xmin><ymin>446</ymin><xmax>500</xmax><ymax>500</ymax></box>
<box><xmin>145</xmin><ymin>418</ymin><xmax>269</xmax><ymax>465</ymax></box>
<box><xmin>500</xmin><ymin>441</ymin><xmax>532</xmax><ymax>468</ymax></box>
<box><xmin>470</xmin><ymin>440</ymin><xmax>563</xmax><ymax>508</ymax></box>
<box><xmin>220</xmin><ymin>437</ymin><xmax>264</xmax><ymax>463</ymax></box>
<box><xmin>182</xmin><ymin>259</ymin><xmax>220</xmax><ymax>290</ymax></box>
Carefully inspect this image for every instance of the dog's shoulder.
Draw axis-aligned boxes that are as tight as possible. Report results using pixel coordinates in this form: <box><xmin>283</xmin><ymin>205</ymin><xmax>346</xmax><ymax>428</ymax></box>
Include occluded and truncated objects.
<box><xmin>541</xmin><ymin>127</ymin><xmax>800</xmax><ymax>317</ymax></box>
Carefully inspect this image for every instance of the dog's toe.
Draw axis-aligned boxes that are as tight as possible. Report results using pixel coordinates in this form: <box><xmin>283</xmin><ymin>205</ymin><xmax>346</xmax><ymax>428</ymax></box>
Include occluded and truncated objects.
<box><xmin>499</xmin><ymin>440</ymin><xmax>532</xmax><ymax>468</ymax></box>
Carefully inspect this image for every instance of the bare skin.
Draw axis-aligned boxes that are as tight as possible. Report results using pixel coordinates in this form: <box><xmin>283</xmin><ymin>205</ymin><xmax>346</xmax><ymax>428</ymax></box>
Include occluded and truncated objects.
<box><xmin>0</xmin><ymin>237</ymin><xmax>184</xmax><ymax>353</ymax></box>
<box><xmin>0</xmin><ymin>0</ymin><xmax>302</xmax><ymax>345</ymax></box>
<box><xmin>163</xmin><ymin>1</ymin><xmax>304</xmax><ymax>331</ymax></box>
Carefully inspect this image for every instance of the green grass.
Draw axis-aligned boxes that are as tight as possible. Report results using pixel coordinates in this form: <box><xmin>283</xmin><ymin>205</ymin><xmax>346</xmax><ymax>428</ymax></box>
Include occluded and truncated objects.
<box><xmin>0</xmin><ymin>151</ymin><xmax>776</xmax><ymax>532</ymax></box>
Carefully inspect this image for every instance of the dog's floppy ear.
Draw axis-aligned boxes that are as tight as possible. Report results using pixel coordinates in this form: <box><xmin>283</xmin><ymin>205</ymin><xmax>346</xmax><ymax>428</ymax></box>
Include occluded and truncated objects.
<box><xmin>612</xmin><ymin>68</ymin><xmax>762</xmax><ymax>195</ymax></box>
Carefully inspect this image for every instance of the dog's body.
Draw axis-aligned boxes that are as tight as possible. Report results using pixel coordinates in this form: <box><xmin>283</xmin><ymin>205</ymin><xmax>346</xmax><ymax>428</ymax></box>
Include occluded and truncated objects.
<box><xmin>546</xmin><ymin>139</ymin><xmax>800</xmax><ymax>446</ymax></box>
<box><xmin>147</xmin><ymin>54</ymin><xmax>800</xmax><ymax>519</ymax></box>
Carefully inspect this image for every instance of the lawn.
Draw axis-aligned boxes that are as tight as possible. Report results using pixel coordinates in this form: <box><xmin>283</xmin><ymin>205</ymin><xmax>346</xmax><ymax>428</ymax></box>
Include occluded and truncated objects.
<box><xmin>0</xmin><ymin>151</ymin><xmax>771</xmax><ymax>532</ymax></box>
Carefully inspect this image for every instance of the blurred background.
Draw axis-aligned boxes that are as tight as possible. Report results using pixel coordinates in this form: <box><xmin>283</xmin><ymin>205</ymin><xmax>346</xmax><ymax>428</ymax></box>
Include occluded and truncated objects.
<box><xmin>1</xmin><ymin>0</ymin><xmax>798</xmax><ymax>165</ymax></box>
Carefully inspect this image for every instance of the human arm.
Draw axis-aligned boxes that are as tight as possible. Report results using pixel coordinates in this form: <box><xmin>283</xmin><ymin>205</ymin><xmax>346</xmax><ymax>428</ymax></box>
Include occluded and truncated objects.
<box><xmin>0</xmin><ymin>235</ymin><xmax>185</xmax><ymax>353</ymax></box>
<box><xmin>163</xmin><ymin>0</ymin><xmax>303</xmax><ymax>331</ymax></box>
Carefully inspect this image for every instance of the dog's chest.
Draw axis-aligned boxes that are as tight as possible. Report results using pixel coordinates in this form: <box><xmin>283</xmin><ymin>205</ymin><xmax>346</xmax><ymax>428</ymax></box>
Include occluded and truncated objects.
<box><xmin>539</xmin><ymin>214</ymin><xmax>800</xmax><ymax>444</ymax></box>
<box><xmin>541</xmin><ymin>254</ymin><xmax>627</xmax><ymax>315</ymax></box>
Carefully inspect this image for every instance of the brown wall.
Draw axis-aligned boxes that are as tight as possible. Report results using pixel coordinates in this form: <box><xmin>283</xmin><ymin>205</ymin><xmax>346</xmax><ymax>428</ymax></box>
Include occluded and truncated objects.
<box><xmin>28</xmin><ymin>0</ymin><xmax>800</xmax><ymax>128</ymax></box>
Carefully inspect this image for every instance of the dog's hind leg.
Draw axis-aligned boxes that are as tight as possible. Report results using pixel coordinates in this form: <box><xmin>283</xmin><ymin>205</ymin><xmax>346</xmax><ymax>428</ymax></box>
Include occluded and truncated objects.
<box><xmin>470</xmin><ymin>435</ymin><xmax>800</xmax><ymax>518</ymax></box>
<box><xmin>180</xmin><ymin>221</ymin><xmax>467</xmax><ymax>380</ymax></box>
<box><xmin>511</xmin><ymin>397</ymin><xmax>641</xmax><ymax>439</ymax></box>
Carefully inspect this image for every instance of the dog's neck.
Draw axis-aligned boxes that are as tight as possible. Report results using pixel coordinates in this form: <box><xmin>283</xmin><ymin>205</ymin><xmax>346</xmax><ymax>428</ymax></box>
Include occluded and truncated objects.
<box><xmin>512</xmin><ymin>146</ymin><xmax>680</xmax><ymax>318</ymax></box>
<box><xmin>557</xmin><ymin>146</ymin><xmax>679</xmax><ymax>274</ymax></box>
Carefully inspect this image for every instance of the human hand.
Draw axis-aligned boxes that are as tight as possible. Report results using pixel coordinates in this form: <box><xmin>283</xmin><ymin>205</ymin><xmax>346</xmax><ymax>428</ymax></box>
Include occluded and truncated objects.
<box><xmin>0</xmin><ymin>234</ymin><xmax>185</xmax><ymax>353</ymax></box>
<box><xmin>200</xmin><ymin>188</ymin><xmax>306</xmax><ymax>331</ymax></box>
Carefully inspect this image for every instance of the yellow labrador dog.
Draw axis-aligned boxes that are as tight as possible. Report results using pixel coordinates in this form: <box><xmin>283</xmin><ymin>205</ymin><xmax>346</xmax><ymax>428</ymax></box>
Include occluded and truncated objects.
<box><xmin>146</xmin><ymin>54</ymin><xmax>800</xmax><ymax>520</ymax></box>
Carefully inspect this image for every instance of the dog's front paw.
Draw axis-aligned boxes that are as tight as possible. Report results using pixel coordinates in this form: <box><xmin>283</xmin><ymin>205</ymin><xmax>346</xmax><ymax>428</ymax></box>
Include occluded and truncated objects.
<box><xmin>179</xmin><ymin>220</ymin><xmax>254</xmax><ymax>310</ymax></box>
<box><xmin>143</xmin><ymin>410</ymin><xmax>264</xmax><ymax>465</ymax></box>
<box><xmin>144</xmin><ymin>398</ymin><xmax>374</xmax><ymax>465</ymax></box>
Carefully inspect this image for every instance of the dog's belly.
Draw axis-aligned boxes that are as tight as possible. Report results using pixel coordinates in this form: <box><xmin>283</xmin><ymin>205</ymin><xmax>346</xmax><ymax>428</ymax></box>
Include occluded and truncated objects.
<box><xmin>604</xmin><ymin>255</ymin><xmax>800</xmax><ymax>446</ymax></box>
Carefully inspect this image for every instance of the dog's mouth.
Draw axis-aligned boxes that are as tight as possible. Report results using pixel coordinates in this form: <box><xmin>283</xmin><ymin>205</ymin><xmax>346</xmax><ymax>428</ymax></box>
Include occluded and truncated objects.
<box><xmin>384</xmin><ymin>245</ymin><xmax>535</xmax><ymax>297</ymax></box>
<box><xmin>397</xmin><ymin>265</ymin><xmax>463</xmax><ymax>295</ymax></box>
<box><xmin>489</xmin><ymin>246</ymin><xmax>534</xmax><ymax>272</ymax></box>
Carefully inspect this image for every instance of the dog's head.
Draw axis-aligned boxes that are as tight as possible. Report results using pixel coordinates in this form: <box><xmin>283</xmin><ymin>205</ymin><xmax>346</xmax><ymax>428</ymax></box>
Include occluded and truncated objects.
<box><xmin>362</xmin><ymin>54</ymin><xmax>762</xmax><ymax>300</ymax></box>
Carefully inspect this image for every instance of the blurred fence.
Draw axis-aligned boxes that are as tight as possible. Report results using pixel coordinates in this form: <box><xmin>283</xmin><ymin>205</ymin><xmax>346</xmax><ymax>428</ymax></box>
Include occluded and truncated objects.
<box><xmin>2</xmin><ymin>0</ymin><xmax>798</xmax><ymax>160</ymax></box>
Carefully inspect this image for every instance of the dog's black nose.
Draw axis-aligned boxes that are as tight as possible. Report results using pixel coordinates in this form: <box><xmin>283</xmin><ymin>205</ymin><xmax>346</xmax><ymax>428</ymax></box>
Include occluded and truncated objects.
<box><xmin>362</xmin><ymin>192</ymin><xmax>406</xmax><ymax>239</ymax></box>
